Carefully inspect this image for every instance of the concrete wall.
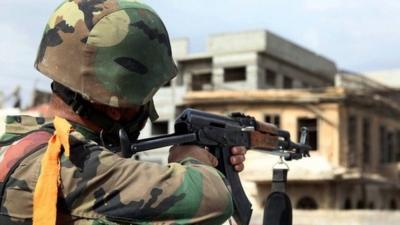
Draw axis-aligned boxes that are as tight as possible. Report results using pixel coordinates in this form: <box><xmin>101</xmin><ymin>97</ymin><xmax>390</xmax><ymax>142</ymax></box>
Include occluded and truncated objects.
<box><xmin>265</xmin><ymin>32</ymin><xmax>337</xmax><ymax>79</ymax></box>
<box><xmin>258</xmin><ymin>55</ymin><xmax>333</xmax><ymax>89</ymax></box>
<box><xmin>208</xmin><ymin>30</ymin><xmax>267</xmax><ymax>54</ymax></box>
<box><xmin>365</xmin><ymin>69</ymin><xmax>400</xmax><ymax>88</ymax></box>
<box><xmin>255</xmin><ymin>182</ymin><xmax>333</xmax><ymax>209</ymax></box>
<box><xmin>171</xmin><ymin>38</ymin><xmax>189</xmax><ymax>60</ymax></box>
<box><xmin>179</xmin><ymin>57</ymin><xmax>213</xmax><ymax>90</ymax></box>
<box><xmin>254</xmin><ymin>177</ymin><xmax>400</xmax><ymax>212</ymax></box>
<box><xmin>212</xmin><ymin>52</ymin><xmax>259</xmax><ymax>90</ymax></box>
<box><xmin>207</xmin><ymin>30</ymin><xmax>337</xmax><ymax>79</ymax></box>
<box><xmin>178</xmin><ymin>31</ymin><xmax>337</xmax><ymax>94</ymax></box>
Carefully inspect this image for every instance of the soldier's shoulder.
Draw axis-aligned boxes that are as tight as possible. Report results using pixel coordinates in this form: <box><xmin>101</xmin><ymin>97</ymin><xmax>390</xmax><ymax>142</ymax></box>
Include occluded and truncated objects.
<box><xmin>0</xmin><ymin>115</ymin><xmax>52</xmax><ymax>144</ymax></box>
<box><xmin>4</xmin><ymin>115</ymin><xmax>51</xmax><ymax>134</ymax></box>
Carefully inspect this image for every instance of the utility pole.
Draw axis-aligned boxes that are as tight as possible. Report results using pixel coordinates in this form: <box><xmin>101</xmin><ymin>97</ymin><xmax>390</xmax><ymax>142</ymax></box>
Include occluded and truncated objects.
<box><xmin>1</xmin><ymin>86</ymin><xmax>22</xmax><ymax>109</ymax></box>
<box><xmin>12</xmin><ymin>86</ymin><xmax>21</xmax><ymax>109</ymax></box>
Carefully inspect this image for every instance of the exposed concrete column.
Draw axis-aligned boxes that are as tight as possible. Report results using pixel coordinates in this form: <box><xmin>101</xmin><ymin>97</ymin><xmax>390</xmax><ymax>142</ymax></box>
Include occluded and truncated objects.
<box><xmin>370</xmin><ymin>116</ymin><xmax>380</xmax><ymax>171</ymax></box>
<box><xmin>213</xmin><ymin>67</ymin><xmax>225</xmax><ymax>88</ymax></box>
<box><xmin>257</xmin><ymin>54</ymin><xmax>268</xmax><ymax>89</ymax></box>
<box><xmin>246</xmin><ymin>65</ymin><xmax>259</xmax><ymax>89</ymax></box>
<box><xmin>258</xmin><ymin>67</ymin><xmax>267</xmax><ymax>89</ymax></box>
<box><xmin>183</xmin><ymin>71</ymin><xmax>192</xmax><ymax>91</ymax></box>
<box><xmin>276</xmin><ymin>73</ymin><xmax>284</xmax><ymax>89</ymax></box>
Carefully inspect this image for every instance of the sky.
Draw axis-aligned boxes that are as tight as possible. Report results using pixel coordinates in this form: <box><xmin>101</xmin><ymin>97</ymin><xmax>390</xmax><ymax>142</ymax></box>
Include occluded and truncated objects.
<box><xmin>0</xmin><ymin>0</ymin><xmax>399</xmax><ymax>107</ymax></box>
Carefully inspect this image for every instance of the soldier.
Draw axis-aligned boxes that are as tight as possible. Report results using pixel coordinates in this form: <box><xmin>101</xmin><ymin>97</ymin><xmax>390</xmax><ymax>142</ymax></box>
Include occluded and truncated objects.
<box><xmin>0</xmin><ymin>1</ymin><xmax>247</xmax><ymax>225</ymax></box>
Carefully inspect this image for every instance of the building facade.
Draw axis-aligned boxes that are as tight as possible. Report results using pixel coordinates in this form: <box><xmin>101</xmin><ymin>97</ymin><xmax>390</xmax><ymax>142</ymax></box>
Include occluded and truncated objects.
<box><xmin>138</xmin><ymin>30</ymin><xmax>400</xmax><ymax>224</ymax></box>
<box><xmin>182</xmin><ymin>88</ymin><xmax>400</xmax><ymax>211</ymax></box>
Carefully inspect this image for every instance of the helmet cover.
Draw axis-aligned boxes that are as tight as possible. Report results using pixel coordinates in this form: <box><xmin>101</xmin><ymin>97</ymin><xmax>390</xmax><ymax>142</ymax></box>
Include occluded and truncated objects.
<box><xmin>35</xmin><ymin>0</ymin><xmax>178</xmax><ymax>107</ymax></box>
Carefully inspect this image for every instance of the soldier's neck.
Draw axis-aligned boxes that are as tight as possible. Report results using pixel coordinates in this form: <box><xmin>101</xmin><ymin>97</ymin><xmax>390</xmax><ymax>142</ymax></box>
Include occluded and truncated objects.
<box><xmin>47</xmin><ymin>95</ymin><xmax>102</xmax><ymax>133</ymax></box>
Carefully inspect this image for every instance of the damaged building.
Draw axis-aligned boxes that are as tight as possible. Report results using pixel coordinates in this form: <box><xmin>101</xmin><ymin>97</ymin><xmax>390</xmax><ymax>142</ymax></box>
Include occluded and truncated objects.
<box><xmin>139</xmin><ymin>30</ymin><xmax>400</xmax><ymax>224</ymax></box>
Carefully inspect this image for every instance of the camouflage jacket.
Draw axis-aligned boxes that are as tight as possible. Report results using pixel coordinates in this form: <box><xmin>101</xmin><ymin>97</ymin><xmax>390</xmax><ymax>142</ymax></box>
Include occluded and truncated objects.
<box><xmin>0</xmin><ymin>116</ymin><xmax>233</xmax><ymax>225</ymax></box>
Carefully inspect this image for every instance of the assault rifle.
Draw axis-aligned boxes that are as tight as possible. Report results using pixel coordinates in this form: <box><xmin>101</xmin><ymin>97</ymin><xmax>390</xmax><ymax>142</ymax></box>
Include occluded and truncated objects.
<box><xmin>118</xmin><ymin>108</ymin><xmax>311</xmax><ymax>225</ymax></box>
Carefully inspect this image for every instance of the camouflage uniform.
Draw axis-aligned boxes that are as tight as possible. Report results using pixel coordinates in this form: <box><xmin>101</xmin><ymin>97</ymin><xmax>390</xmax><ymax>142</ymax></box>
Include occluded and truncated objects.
<box><xmin>0</xmin><ymin>116</ymin><xmax>233</xmax><ymax>224</ymax></box>
<box><xmin>0</xmin><ymin>0</ymin><xmax>234</xmax><ymax>224</ymax></box>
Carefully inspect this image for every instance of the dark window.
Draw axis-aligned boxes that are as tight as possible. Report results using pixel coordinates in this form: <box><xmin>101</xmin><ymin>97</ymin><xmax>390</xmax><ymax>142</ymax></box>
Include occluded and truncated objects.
<box><xmin>296</xmin><ymin>197</ymin><xmax>318</xmax><ymax>210</ymax></box>
<box><xmin>344</xmin><ymin>198</ymin><xmax>352</xmax><ymax>210</ymax></box>
<box><xmin>151</xmin><ymin>121</ymin><xmax>169</xmax><ymax>135</ymax></box>
<box><xmin>298</xmin><ymin>118</ymin><xmax>317</xmax><ymax>150</ymax></box>
<box><xmin>380</xmin><ymin>126</ymin><xmax>386</xmax><ymax>164</ymax></box>
<box><xmin>264</xmin><ymin>114</ymin><xmax>280</xmax><ymax>128</ymax></box>
<box><xmin>224</xmin><ymin>67</ymin><xmax>246</xmax><ymax>82</ymax></box>
<box><xmin>283</xmin><ymin>76</ymin><xmax>293</xmax><ymax>89</ymax></box>
<box><xmin>192</xmin><ymin>73</ymin><xmax>212</xmax><ymax>91</ymax></box>
<box><xmin>387</xmin><ymin>132</ymin><xmax>395</xmax><ymax>163</ymax></box>
<box><xmin>302</xmin><ymin>82</ymin><xmax>311</xmax><ymax>89</ymax></box>
<box><xmin>397</xmin><ymin>131</ymin><xmax>400</xmax><ymax>162</ymax></box>
<box><xmin>390</xmin><ymin>199</ymin><xmax>397</xmax><ymax>210</ymax></box>
<box><xmin>356</xmin><ymin>200</ymin><xmax>366</xmax><ymax>209</ymax></box>
<box><xmin>368</xmin><ymin>202</ymin><xmax>375</xmax><ymax>209</ymax></box>
<box><xmin>348</xmin><ymin>115</ymin><xmax>357</xmax><ymax>167</ymax></box>
<box><xmin>265</xmin><ymin>69</ymin><xmax>277</xmax><ymax>87</ymax></box>
<box><xmin>380</xmin><ymin>126</ymin><xmax>395</xmax><ymax>164</ymax></box>
<box><xmin>362</xmin><ymin>118</ymin><xmax>371</xmax><ymax>165</ymax></box>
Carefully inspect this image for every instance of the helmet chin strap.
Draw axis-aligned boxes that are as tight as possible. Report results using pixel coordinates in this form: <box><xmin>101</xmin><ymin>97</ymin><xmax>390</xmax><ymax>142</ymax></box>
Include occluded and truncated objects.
<box><xmin>51</xmin><ymin>82</ymin><xmax>151</xmax><ymax>146</ymax></box>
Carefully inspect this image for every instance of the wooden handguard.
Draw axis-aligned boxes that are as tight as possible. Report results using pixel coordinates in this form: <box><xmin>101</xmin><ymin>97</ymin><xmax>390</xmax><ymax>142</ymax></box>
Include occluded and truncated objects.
<box><xmin>250</xmin><ymin>121</ymin><xmax>280</xmax><ymax>150</ymax></box>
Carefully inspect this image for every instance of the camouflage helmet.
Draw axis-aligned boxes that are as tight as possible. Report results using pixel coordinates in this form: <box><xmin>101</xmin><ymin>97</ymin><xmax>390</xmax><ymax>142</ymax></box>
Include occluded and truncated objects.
<box><xmin>35</xmin><ymin>0</ymin><xmax>177</xmax><ymax>108</ymax></box>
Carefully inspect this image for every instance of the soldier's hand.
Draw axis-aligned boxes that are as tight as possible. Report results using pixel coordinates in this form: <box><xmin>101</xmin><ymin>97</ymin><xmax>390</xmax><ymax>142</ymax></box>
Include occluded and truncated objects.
<box><xmin>168</xmin><ymin>145</ymin><xmax>218</xmax><ymax>167</ymax></box>
<box><xmin>230</xmin><ymin>146</ymin><xmax>247</xmax><ymax>172</ymax></box>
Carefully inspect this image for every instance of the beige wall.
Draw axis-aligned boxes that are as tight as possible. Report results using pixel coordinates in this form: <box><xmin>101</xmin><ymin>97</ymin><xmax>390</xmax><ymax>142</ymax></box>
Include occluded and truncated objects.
<box><xmin>255</xmin><ymin>182</ymin><xmax>333</xmax><ymax>209</ymax></box>
<box><xmin>340</xmin><ymin>104</ymin><xmax>400</xmax><ymax>180</ymax></box>
<box><xmin>188</xmin><ymin>98</ymin><xmax>400</xmax><ymax>211</ymax></box>
<box><xmin>192</xmin><ymin>102</ymin><xmax>341</xmax><ymax>166</ymax></box>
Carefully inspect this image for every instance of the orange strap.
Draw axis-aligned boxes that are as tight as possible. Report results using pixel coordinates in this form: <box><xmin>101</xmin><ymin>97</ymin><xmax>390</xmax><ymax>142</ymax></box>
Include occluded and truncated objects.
<box><xmin>33</xmin><ymin>117</ymin><xmax>72</xmax><ymax>225</ymax></box>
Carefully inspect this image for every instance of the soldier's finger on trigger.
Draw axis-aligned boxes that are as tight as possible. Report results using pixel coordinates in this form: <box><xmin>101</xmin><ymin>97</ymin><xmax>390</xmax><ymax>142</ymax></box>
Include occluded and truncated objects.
<box><xmin>235</xmin><ymin>164</ymin><xmax>245</xmax><ymax>172</ymax></box>
<box><xmin>230</xmin><ymin>155</ymin><xmax>243</xmax><ymax>165</ymax></box>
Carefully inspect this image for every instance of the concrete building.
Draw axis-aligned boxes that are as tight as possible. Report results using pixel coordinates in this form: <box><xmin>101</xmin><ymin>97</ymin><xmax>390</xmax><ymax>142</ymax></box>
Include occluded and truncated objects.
<box><xmin>139</xmin><ymin>30</ymin><xmax>400</xmax><ymax>224</ymax></box>
<box><xmin>139</xmin><ymin>30</ymin><xmax>338</xmax><ymax>162</ymax></box>
<box><xmin>183</xmin><ymin>87</ymin><xmax>400</xmax><ymax>209</ymax></box>
<box><xmin>365</xmin><ymin>69</ymin><xmax>400</xmax><ymax>88</ymax></box>
<box><xmin>177</xmin><ymin>30</ymin><xmax>337</xmax><ymax>92</ymax></box>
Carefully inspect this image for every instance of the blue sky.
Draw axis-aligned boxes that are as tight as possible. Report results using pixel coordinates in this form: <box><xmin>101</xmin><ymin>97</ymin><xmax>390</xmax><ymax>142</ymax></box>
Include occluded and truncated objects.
<box><xmin>0</xmin><ymin>0</ymin><xmax>399</xmax><ymax>106</ymax></box>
